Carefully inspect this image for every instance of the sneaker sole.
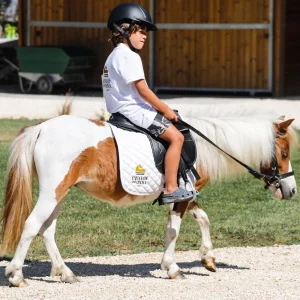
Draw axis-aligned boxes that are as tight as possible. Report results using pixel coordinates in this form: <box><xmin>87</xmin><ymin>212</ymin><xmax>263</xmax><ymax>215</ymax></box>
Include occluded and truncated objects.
<box><xmin>162</xmin><ymin>195</ymin><xmax>194</xmax><ymax>204</ymax></box>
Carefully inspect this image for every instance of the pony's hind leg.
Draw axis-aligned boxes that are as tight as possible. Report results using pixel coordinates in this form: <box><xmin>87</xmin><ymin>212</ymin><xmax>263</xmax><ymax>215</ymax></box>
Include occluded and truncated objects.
<box><xmin>161</xmin><ymin>202</ymin><xmax>189</xmax><ymax>279</ymax></box>
<box><xmin>39</xmin><ymin>202</ymin><xmax>79</xmax><ymax>283</ymax></box>
<box><xmin>187</xmin><ymin>201</ymin><xmax>216</xmax><ymax>272</ymax></box>
<box><xmin>5</xmin><ymin>192</ymin><xmax>60</xmax><ymax>287</ymax></box>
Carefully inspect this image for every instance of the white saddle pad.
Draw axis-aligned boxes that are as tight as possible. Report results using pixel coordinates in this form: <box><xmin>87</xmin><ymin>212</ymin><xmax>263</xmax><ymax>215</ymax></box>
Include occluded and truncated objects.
<box><xmin>108</xmin><ymin>124</ymin><xmax>164</xmax><ymax>195</ymax></box>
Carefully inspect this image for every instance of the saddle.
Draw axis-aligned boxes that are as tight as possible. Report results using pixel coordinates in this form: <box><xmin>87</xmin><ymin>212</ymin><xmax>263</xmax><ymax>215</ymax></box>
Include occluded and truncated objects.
<box><xmin>108</xmin><ymin>112</ymin><xmax>200</xmax><ymax>182</ymax></box>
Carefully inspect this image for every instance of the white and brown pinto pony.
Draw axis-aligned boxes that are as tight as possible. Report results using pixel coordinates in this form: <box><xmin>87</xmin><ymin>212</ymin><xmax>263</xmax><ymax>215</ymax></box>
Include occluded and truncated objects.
<box><xmin>0</xmin><ymin>110</ymin><xmax>297</xmax><ymax>287</ymax></box>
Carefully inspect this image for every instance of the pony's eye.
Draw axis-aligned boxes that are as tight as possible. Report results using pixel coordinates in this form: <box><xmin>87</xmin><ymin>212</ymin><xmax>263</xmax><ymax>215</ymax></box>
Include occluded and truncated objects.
<box><xmin>281</xmin><ymin>151</ymin><xmax>288</xmax><ymax>158</ymax></box>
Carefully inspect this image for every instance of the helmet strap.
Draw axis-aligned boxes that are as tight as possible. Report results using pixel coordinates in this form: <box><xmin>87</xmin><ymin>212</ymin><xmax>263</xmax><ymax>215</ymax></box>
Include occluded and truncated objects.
<box><xmin>125</xmin><ymin>37</ymin><xmax>136</xmax><ymax>52</ymax></box>
<box><xmin>113</xmin><ymin>23</ymin><xmax>137</xmax><ymax>52</ymax></box>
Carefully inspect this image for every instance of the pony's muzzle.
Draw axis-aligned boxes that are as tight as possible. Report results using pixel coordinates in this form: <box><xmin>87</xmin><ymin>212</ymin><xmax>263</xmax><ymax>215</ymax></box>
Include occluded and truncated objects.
<box><xmin>280</xmin><ymin>186</ymin><xmax>297</xmax><ymax>200</ymax></box>
<box><xmin>291</xmin><ymin>188</ymin><xmax>297</xmax><ymax>197</ymax></box>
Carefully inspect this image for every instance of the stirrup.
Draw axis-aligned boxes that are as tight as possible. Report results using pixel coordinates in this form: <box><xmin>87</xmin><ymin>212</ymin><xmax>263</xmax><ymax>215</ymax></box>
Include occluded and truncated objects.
<box><xmin>162</xmin><ymin>187</ymin><xmax>194</xmax><ymax>204</ymax></box>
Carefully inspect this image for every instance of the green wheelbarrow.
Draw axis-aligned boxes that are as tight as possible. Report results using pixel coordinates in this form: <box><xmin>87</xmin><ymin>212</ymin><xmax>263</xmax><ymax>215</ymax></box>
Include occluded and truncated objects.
<box><xmin>6</xmin><ymin>46</ymin><xmax>94</xmax><ymax>94</ymax></box>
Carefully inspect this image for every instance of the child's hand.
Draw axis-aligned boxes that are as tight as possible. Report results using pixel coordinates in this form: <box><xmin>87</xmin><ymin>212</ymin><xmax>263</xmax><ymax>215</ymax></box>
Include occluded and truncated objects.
<box><xmin>163</xmin><ymin>108</ymin><xmax>178</xmax><ymax>122</ymax></box>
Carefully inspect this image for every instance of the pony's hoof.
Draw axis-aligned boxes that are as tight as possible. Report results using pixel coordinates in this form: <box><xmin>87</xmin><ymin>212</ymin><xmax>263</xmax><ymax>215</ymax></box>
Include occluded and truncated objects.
<box><xmin>60</xmin><ymin>274</ymin><xmax>80</xmax><ymax>283</ymax></box>
<box><xmin>168</xmin><ymin>270</ymin><xmax>186</xmax><ymax>279</ymax></box>
<box><xmin>201</xmin><ymin>257</ymin><xmax>216</xmax><ymax>272</ymax></box>
<box><xmin>9</xmin><ymin>277</ymin><xmax>28</xmax><ymax>287</ymax></box>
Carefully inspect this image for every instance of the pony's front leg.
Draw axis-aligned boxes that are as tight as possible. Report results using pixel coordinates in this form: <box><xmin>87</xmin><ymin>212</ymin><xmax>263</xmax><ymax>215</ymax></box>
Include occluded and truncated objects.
<box><xmin>39</xmin><ymin>202</ymin><xmax>79</xmax><ymax>283</ymax></box>
<box><xmin>161</xmin><ymin>202</ymin><xmax>189</xmax><ymax>279</ymax></box>
<box><xmin>187</xmin><ymin>201</ymin><xmax>216</xmax><ymax>272</ymax></box>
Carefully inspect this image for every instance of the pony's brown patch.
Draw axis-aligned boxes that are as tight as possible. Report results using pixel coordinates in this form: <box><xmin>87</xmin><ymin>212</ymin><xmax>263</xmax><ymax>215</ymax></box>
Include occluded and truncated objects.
<box><xmin>55</xmin><ymin>137</ymin><xmax>127</xmax><ymax>202</ymax></box>
<box><xmin>89</xmin><ymin>120</ymin><xmax>105</xmax><ymax>127</ymax></box>
<box><xmin>261</xmin><ymin>134</ymin><xmax>292</xmax><ymax>178</ymax></box>
<box><xmin>175</xmin><ymin>201</ymin><xmax>190</xmax><ymax>219</ymax></box>
<box><xmin>187</xmin><ymin>201</ymin><xmax>201</xmax><ymax>211</ymax></box>
<box><xmin>194</xmin><ymin>168</ymin><xmax>210</xmax><ymax>192</ymax></box>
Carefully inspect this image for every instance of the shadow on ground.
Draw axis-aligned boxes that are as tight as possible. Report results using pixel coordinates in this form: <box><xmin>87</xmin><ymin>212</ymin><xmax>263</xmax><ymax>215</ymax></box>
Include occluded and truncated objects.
<box><xmin>0</xmin><ymin>259</ymin><xmax>249</xmax><ymax>286</ymax></box>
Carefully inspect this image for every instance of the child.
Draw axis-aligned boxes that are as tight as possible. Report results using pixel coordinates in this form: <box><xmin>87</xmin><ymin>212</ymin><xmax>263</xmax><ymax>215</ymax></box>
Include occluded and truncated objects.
<box><xmin>103</xmin><ymin>2</ymin><xmax>193</xmax><ymax>204</ymax></box>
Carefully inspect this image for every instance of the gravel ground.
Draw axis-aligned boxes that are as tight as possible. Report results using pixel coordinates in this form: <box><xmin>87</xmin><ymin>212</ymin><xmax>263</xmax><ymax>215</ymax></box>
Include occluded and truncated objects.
<box><xmin>1</xmin><ymin>245</ymin><xmax>300</xmax><ymax>299</ymax></box>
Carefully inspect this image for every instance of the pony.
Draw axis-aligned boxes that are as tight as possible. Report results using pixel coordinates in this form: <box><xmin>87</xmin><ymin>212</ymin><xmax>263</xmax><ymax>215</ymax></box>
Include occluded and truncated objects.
<box><xmin>0</xmin><ymin>108</ymin><xmax>297</xmax><ymax>287</ymax></box>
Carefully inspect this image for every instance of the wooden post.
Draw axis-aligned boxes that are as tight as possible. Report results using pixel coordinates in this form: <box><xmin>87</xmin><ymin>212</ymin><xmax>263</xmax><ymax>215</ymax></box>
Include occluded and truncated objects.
<box><xmin>18</xmin><ymin>0</ymin><xmax>27</xmax><ymax>46</ymax></box>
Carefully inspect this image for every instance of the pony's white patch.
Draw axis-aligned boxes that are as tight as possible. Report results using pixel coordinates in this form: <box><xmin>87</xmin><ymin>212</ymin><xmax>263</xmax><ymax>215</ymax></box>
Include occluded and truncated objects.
<box><xmin>34</xmin><ymin>115</ymin><xmax>112</xmax><ymax>192</ymax></box>
<box><xmin>286</xmin><ymin>161</ymin><xmax>297</xmax><ymax>190</ymax></box>
<box><xmin>279</xmin><ymin>161</ymin><xmax>297</xmax><ymax>199</ymax></box>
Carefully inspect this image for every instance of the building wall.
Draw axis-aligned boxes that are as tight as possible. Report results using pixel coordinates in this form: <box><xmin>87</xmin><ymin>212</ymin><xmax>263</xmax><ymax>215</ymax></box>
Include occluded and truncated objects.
<box><xmin>20</xmin><ymin>0</ymin><xmax>275</xmax><ymax>94</ymax></box>
<box><xmin>155</xmin><ymin>0</ymin><xmax>270</xmax><ymax>91</ymax></box>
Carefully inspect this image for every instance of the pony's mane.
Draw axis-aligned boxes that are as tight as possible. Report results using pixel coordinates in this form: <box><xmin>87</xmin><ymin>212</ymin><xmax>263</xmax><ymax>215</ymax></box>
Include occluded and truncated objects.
<box><xmin>180</xmin><ymin>106</ymin><xmax>297</xmax><ymax>181</ymax></box>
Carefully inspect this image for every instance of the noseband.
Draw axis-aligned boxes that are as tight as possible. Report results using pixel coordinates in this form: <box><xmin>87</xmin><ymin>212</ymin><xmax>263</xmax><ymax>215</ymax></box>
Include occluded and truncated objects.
<box><xmin>177</xmin><ymin>119</ymin><xmax>294</xmax><ymax>190</ymax></box>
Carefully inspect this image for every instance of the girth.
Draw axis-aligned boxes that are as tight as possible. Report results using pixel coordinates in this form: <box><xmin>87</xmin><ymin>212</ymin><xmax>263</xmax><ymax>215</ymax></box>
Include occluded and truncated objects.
<box><xmin>108</xmin><ymin>112</ymin><xmax>200</xmax><ymax>180</ymax></box>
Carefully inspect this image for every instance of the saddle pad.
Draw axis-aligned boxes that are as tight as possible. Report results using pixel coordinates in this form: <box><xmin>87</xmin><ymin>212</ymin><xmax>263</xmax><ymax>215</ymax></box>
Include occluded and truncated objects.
<box><xmin>108</xmin><ymin>124</ymin><xmax>164</xmax><ymax>195</ymax></box>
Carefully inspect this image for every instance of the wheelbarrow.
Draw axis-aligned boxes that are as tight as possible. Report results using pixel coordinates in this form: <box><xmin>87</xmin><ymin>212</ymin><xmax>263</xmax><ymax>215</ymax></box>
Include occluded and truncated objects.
<box><xmin>4</xmin><ymin>46</ymin><xmax>94</xmax><ymax>94</ymax></box>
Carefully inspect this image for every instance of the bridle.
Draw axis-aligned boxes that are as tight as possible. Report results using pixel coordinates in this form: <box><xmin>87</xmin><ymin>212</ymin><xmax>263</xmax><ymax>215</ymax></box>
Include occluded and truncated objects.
<box><xmin>177</xmin><ymin>119</ymin><xmax>294</xmax><ymax>191</ymax></box>
<box><xmin>262</xmin><ymin>134</ymin><xmax>294</xmax><ymax>191</ymax></box>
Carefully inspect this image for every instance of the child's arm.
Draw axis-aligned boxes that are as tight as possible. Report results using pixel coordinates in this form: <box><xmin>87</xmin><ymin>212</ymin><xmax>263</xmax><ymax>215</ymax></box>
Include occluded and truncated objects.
<box><xmin>134</xmin><ymin>79</ymin><xmax>178</xmax><ymax>121</ymax></box>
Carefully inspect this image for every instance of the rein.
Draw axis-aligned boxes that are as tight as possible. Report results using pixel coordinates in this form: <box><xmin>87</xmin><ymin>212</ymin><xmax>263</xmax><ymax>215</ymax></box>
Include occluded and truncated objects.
<box><xmin>177</xmin><ymin>119</ymin><xmax>294</xmax><ymax>190</ymax></box>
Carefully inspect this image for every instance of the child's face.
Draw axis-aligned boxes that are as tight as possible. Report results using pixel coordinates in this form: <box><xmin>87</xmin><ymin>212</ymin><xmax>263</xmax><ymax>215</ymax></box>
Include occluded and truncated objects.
<box><xmin>129</xmin><ymin>29</ymin><xmax>147</xmax><ymax>50</ymax></box>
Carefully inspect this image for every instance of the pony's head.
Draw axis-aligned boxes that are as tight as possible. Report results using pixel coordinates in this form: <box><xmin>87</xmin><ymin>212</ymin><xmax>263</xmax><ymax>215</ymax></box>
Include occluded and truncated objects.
<box><xmin>261</xmin><ymin>118</ymin><xmax>298</xmax><ymax>200</ymax></box>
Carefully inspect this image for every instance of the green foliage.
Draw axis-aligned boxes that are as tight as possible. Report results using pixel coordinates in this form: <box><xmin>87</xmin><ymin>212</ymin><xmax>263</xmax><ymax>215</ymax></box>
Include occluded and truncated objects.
<box><xmin>0</xmin><ymin>119</ymin><xmax>299</xmax><ymax>260</ymax></box>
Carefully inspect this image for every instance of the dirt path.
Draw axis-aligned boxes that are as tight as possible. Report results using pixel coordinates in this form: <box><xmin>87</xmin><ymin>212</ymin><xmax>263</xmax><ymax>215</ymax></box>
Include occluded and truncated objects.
<box><xmin>1</xmin><ymin>245</ymin><xmax>300</xmax><ymax>299</ymax></box>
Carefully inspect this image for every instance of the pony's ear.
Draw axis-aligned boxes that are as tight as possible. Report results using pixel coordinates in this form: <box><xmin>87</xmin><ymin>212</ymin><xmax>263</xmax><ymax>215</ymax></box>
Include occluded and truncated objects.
<box><xmin>277</xmin><ymin>118</ymin><xmax>295</xmax><ymax>134</ymax></box>
<box><xmin>278</xmin><ymin>115</ymin><xmax>285</xmax><ymax>121</ymax></box>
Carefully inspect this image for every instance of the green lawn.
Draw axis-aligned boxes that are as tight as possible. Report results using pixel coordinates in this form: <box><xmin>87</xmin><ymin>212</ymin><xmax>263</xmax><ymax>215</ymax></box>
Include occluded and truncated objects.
<box><xmin>0</xmin><ymin>119</ymin><xmax>300</xmax><ymax>260</ymax></box>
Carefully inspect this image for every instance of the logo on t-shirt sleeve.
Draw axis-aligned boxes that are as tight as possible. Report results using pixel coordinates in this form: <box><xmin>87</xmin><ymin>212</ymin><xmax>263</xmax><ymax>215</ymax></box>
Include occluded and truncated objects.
<box><xmin>102</xmin><ymin>66</ymin><xmax>111</xmax><ymax>90</ymax></box>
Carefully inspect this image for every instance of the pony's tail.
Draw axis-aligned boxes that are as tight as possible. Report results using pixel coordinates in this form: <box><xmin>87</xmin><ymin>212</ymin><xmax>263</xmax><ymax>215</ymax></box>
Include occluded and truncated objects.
<box><xmin>0</xmin><ymin>124</ymin><xmax>41</xmax><ymax>255</ymax></box>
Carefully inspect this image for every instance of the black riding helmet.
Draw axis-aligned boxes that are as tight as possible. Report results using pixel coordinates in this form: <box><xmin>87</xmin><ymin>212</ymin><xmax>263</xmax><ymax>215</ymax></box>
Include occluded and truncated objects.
<box><xmin>107</xmin><ymin>2</ymin><xmax>157</xmax><ymax>33</ymax></box>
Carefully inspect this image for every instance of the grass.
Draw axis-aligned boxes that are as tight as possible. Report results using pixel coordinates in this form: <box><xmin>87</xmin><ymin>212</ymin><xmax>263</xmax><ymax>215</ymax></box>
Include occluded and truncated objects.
<box><xmin>0</xmin><ymin>119</ymin><xmax>300</xmax><ymax>260</ymax></box>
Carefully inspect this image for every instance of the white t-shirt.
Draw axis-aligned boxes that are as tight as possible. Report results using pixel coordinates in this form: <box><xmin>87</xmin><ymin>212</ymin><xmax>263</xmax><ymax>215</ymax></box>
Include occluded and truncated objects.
<box><xmin>103</xmin><ymin>43</ymin><xmax>156</xmax><ymax>129</ymax></box>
